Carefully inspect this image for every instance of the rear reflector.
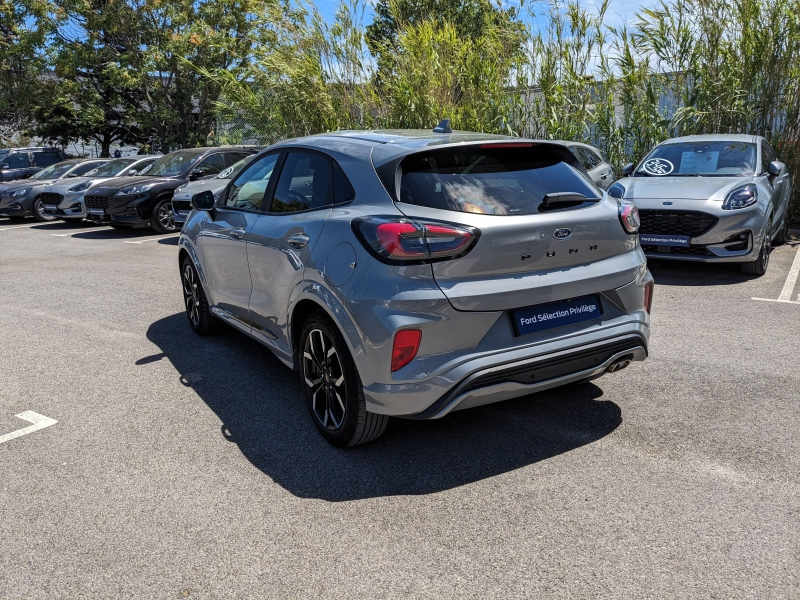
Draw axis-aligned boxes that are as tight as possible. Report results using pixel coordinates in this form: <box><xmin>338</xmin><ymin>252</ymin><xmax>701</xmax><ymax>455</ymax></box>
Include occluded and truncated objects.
<box><xmin>644</xmin><ymin>281</ymin><xmax>654</xmax><ymax>314</ymax></box>
<box><xmin>391</xmin><ymin>329</ymin><xmax>422</xmax><ymax>372</ymax></box>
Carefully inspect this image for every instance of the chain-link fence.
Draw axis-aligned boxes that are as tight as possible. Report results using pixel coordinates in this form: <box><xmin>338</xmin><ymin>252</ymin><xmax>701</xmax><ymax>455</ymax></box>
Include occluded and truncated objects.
<box><xmin>211</xmin><ymin>112</ymin><xmax>284</xmax><ymax>147</ymax></box>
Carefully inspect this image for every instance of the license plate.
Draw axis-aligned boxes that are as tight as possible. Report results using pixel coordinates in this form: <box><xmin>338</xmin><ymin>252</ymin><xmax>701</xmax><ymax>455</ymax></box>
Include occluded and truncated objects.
<box><xmin>44</xmin><ymin>205</ymin><xmax>57</xmax><ymax>211</ymax></box>
<box><xmin>512</xmin><ymin>295</ymin><xmax>602</xmax><ymax>336</ymax></box>
<box><xmin>640</xmin><ymin>234</ymin><xmax>690</xmax><ymax>247</ymax></box>
<box><xmin>88</xmin><ymin>208</ymin><xmax>105</xmax><ymax>215</ymax></box>
<box><xmin>177</xmin><ymin>211</ymin><xmax>190</xmax><ymax>217</ymax></box>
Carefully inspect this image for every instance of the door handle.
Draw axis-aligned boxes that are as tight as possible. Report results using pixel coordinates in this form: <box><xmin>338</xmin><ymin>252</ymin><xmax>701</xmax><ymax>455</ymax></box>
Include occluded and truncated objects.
<box><xmin>230</xmin><ymin>228</ymin><xmax>246</xmax><ymax>239</ymax></box>
<box><xmin>600</xmin><ymin>174</ymin><xmax>608</xmax><ymax>180</ymax></box>
<box><xmin>288</xmin><ymin>233</ymin><xmax>310</xmax><ymax>248</ymax></box>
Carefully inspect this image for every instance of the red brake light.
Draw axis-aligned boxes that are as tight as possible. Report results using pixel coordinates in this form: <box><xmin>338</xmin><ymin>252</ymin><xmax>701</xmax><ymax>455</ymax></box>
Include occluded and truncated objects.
<box><xmin>479</xmin><ymin>143</ymin><xmax>534</xmax><ymax>148</ymax></box>
<box><xmin>644</xmin><ymin>281</ymin><xmax>654</xmax><ymax>314</ymax></box>
<box><xmin>391</xmin><ymin>329</ymin><xmax>422</xmax><ymax>372</ymax></box>
<box><xmin>618</xmin><ymin>200</ymin><xmax>640</xmax><ymax>234</ymax></box>
<box><xmin>356</xmin><ymin>217</ymin><xmax>479</xmax><ymax>263</ymax></box>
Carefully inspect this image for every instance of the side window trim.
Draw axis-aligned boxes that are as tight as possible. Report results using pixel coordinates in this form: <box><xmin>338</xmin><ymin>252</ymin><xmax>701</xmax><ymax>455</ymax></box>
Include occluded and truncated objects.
<box><xmin>220</xmin><ymin>150</ymin><xmax>284</xmax><ymax>213</ymax></box>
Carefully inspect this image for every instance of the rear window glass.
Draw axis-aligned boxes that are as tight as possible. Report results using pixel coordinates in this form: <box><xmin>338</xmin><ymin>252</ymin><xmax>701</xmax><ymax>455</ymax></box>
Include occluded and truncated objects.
<box><xmin>397</xmin><ymin>146</ymin><xmax>597</xmax><ymax>215</ymax></box>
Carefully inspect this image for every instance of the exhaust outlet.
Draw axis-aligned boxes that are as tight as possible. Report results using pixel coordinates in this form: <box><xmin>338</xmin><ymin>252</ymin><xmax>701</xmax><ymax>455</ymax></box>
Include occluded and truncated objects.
<box><xmin>606</xmin><ymin>356</ymin><xmax>632</xmax><ymax>373</ymax></box>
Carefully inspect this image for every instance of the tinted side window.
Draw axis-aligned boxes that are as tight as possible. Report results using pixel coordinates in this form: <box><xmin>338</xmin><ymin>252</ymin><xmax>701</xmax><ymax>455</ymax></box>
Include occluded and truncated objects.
<box><xmin>196</xmin><ymin>154</ymin><xmax>226</xmax><ymax>176</ymax></box>
<box><xmin>761</xmin><ymin>141</ymin><xmax>777</xmax><ymax>173</ymax></box>
<box><xmin>33</xmin><ymin>152</ymin><xmax>62</xmax><ymax>167</ymax></box>
<box><xmin>578</xmin><ymin>147</ymin><xmax>601</xmax><ymax>169</ymax></box>
<box><xmin>4</xmin><ymin>153</ymin><xmax>30</xmax><ymax>168</ymax></box>
<box><xmin>398</xmin><ymin>145</ymin><xmax>598</xmax><ymax>215</ymax></box>
<box><xmin>568</xmin><ymin>147</ymin><xmax>586</xmax><ymax>169</ymax></box>
<box><xmin>225</xmin><ymin>152</ymin><xmax>252</xmax><ymax>166</ymax></box>
<box><xmin>270</xmin><ymin>152</ymin><xmax>332</xmax><ymax>213</ymax></box>
<box><xmin>333</xmin><ymin>162</ymin><xmax>355</xmax><ymax>204</ymax></box>
<box><xmin>226</xmin><ymin>153</ymin><xmax>279</xmax><ymax>210</ymax></box>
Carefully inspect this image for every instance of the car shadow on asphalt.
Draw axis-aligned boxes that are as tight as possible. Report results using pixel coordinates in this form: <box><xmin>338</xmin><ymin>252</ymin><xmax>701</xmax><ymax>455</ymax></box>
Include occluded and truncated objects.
<box><xmin>647</xmin><ymin>258</ymin><xmax>761</xmax><ymax>286</ymax></box>
<box><xmin>143</xmin><ymin>313</ymin><xmax>622</xmax><ymax>501</ymax></box>
<box><xmin>30</xmin><ymin>221</ymin><xmax>98</xmax><ymax>230</ymax></box>
<box><xmin>70</xmin><ymin>228</ymin><xmax>164</xmax><ymax>240</ymax></box>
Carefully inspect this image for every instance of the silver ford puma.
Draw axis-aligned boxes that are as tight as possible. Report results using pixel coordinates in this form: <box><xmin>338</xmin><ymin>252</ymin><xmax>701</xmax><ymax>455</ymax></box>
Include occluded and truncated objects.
<box><xmin>611</xmin><ymin>134</ymin><xmax>792</xmax><ymax>275</ymax></box>
<box><xmin>178</xmin><ymin>127</ymin><xmax>653</xmax><ymax>446</ymax></box>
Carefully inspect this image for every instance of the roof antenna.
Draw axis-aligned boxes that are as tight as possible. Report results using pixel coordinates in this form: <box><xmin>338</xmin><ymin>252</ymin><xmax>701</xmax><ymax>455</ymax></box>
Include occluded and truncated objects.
<box><xmin>433</xmin><ymin>119</ymin><xmax>452</xmax><ymax>134</ymax></box>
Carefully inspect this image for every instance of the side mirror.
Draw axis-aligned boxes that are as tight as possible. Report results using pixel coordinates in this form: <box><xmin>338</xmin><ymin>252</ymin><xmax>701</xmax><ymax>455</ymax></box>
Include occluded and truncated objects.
<box><xmin>127</xmin><ymin>169</ymin><xmax>138</xmax><ymax>175</ymax></box>
<box><xmin>192</xmin><ymin>190</ymin><xmax>216</xmax><ymax>211</ymax></box>
<box><xmin>0</xmin><ymin>164</ymin><xmax>8</xmax><ymax>170</ymax></box>
<box><xmin>622</xmin><ymin>163</ymin><xmax>635</xmax><ymax>176</ymax></box>
<box><xmin>767</xmin><ymin>160</ymin><xmax>784</xmax><ymax>177</ymax></box>
<box><xmin>189</xmin><ymin>169</ymin><xmax>207</xmax><ymax>181</ymax></box>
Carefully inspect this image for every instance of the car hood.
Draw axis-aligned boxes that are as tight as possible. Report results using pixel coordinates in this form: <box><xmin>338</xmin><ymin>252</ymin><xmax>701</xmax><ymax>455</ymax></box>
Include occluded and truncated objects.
<box><xmin>94</xmin><ymin>175</ymin><xmax>182</xmax><ymax>191</ymax></box>
<box><xmin>619</xmin><ymin>176</ymin><xmax>756</xmax><ymax>200</ymax></box>
<box><xmin>0</xmin><ymin>180</ymin><xmax>49</xmax><ymax>195</ymax></box>
<box><xmin>42</xmin><ymin>176</ymin><xmax>119</xmax><ymax>194</ymax></box>
<box><xmin>172</xmin><ymin>178</ymin><xmax>228</xmax><ymax>201</ymax></box>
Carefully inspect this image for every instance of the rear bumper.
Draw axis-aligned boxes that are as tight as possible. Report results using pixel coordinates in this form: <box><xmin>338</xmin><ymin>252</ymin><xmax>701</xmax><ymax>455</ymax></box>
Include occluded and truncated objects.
<box><xmin>407</xmin><ymin>333</ymin><xmax>647</xmax><ymax>419</ymax></box>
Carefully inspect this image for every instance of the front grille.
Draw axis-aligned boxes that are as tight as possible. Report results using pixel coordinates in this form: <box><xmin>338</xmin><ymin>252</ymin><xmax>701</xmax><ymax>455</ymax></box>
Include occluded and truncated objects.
<box><xmin>85</xmin><ymin>195</ymin><xmax>109</xmax><ymax>209</ymax></box>
<box><xmin>39</xmin><ymin>192</ymin><xmax>63</xmax><ymax>205</ymax></box>
<box><xmin>638</xmin><ymin>210</ymin><xmax>718</xmax><ymax>237</ymax></box>
<box><xmin>172</xmin><ymin>200</ymin><xmax>192</xmax><ymax>212</ymax></box>
<box><xmin>642</xmin><ymin>244</ymin><xmax>710</xmax><ymax>256</ymax></box>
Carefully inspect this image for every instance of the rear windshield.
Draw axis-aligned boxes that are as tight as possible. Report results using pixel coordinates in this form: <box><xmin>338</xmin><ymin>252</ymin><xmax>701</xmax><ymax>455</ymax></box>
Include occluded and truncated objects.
<box><xmin>636</xmin><ymin>141</ymin><xmax>757</xmax><ymax>177</ymax></box>
<box><xmin>396</xmin><ymin>145</ymin><xmax>597</xmax><ymax>215</ymax></box>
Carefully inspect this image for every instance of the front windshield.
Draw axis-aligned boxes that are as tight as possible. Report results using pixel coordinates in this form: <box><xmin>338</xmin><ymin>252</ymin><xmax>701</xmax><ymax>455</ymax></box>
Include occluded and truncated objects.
<box><xmin>217</xmin><ymin>157</ymin><xmax>250</xmax><ymax>179</ymax></box>
<box><xmin>144</xmin><ymin>151</ymin><xmax>200</xmax><ymax>177</ymax></box>
<box><xmin>86</xmin><ymin>158</ymin><xmax>138</xmax><ymax>178</ymax></box>
<box><xmin>637</xmin><ymin>141</ymin><xmax>756</xmax><ymax>177</ymax></box>
<box><xmin>32</xmin><ymin>163</ymin><xmax>74</xmax><ymax>180</ymax></box>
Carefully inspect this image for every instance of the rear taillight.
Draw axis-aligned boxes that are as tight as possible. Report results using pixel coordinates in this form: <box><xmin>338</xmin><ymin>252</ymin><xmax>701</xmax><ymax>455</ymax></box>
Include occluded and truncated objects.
<box><xmin>391</xmin><ymin>329</ymin><xmax>422</xmax><ymax>372</ymax></box>
<box><xmin>355</xmin><ymin>217</ymin><xmax>479</xmax><ymax>263</ymax></box>
<box><xmin>644</xmin><ymin>281</ymin><xmax>654</xmax><ymax>314</ymax></box>
<box><xmin>617</xmin><ymin>199</ymin><xmax>640</xmax><ymax>234</ymax></box>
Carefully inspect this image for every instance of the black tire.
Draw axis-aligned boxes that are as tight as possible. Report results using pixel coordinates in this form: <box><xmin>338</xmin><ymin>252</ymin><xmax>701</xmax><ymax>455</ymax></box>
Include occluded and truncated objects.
<box><xmin>110</xmin><ymin>223</ymin><xmax>133</xmax><ymax>230</ymax></box>
<box><xmin>181</xmin><ymin>257</ymin><xmax>219</xmax><ymax>335</ymax></box>
<box><xmin>742</xmin><ymin>219</ymin><xmax>772</xmax><ymax>276</ymax></box>
<box><xmin>774</xmin><ymin>215</ymin><xmax>789</xmax><ymax>246</ymax></box>
<box><xmin>32</xmin><ymin>197</ymin><xmax>56</xmax><ymax>222</ymax></box>
<box><xmin>150</xmin><ymin>197</ymin><xmax>177</xmax><ymax>234</ymax></box>
<box><xmin>300</xmin><ymin>310</ymin><xmax>389</xmax><ymax>447</ymax></box>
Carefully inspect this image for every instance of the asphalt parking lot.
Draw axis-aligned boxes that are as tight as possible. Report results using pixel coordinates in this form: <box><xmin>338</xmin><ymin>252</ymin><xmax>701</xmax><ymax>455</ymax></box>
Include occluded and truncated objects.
<box><xmin>0</xmin><ymin>218</ymin><xmax>798</xmax><ymax>598</ymax></box>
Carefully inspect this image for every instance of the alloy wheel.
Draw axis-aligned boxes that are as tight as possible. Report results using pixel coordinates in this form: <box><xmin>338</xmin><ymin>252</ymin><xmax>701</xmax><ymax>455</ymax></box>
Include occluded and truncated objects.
<box><xmin>303</xmin><ymin>328</ymin><xmax>347</xmax><ymax>430</ymax></box>
<box><xmin>158</xmin><ymin>202</ymin><xmax>176</xmax><ymax>231</ymax></box>
<box><xmin>183</xmin><ymin>264</ymin><xmax>200</xmax><ymax>326</ymax></box>
<box><xmin>34</xmin><ymin>199</ymin><xmax>55</xmax><ymax>221</ymax></box>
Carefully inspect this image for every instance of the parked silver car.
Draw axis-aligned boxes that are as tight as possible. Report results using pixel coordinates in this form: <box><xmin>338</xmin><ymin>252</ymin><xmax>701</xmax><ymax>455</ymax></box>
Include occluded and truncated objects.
<box><xmin>170</xmin><ymin>155</ymin><xmax>255</xmax><ymax>227</ymax></box>
<box><xmin>611</xmin><ymin>134</ymin><xmax>792</xmax><ymax>275</ymax></box>
<box><xmin>41</xmin><ymin>156</ymin><xmax>159</xmax><ymax>222</ymax></box>
<box><xmin>564</xmin><ymin>142</ymin><xmax>615</xmax><ymax>190</ymax></box>
<box><xmin>0</xmin><ymin>158</ymin><xmax>108</xmax><ymax>221</ymax></box>
<box><xmin>178</xmin><ymin>126</ymin><xmax>653</xmax><ymax>446</ymax></box>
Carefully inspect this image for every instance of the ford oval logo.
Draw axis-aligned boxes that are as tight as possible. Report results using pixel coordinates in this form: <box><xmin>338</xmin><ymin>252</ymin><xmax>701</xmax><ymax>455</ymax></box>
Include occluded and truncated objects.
<box><xmin>553</xmin><ymin>228</ymin><xmax>572</xmax><ymax>240</ymax></box>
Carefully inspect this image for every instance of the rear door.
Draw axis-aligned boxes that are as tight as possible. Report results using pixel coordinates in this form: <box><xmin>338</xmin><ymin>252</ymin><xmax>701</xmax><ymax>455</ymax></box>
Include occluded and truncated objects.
<box><xmin>198</xmin><ymin>152</ymin><xmax>281</xmax><ymax>330</ymax></box>
<box><xmin>387</xmin><ymin>142</ymin><xmax>639</xmax><ymax>311</ymax></box>
<box><xmin>246</xmin><ymin>150</ymin><xmax>335</xmax><ymax>348</ymax></box>
<box><xmin>576</xmin><ymin>146</ymin><xmax>614</xmax><ymax>190</ymax></box>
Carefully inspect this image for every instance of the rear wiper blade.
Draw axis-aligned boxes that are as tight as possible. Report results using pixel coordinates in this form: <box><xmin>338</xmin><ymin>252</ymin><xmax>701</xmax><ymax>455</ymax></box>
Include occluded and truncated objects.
<box><xmin>541</xmin><ymin>192</ymin><xmax>600</xmax><ymax>208</ymax></box>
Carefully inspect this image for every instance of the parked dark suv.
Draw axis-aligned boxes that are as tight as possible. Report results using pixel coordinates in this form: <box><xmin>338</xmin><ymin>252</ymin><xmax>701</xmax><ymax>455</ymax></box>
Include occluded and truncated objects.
<box><xmin>0</xmin><ymin>147</ymin><xmax>68</xmax><ymax>182</ymax></box>
<box><xmin>85</xmin><ymin>147</ymin><xmax>254</xmax><ymax>233</ymax></box>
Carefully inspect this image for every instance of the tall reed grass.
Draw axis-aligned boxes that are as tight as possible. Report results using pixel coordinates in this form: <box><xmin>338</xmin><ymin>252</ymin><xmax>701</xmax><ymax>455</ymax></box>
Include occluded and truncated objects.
<box><xmin>209</xmin><ymin>0</ymin><xmax>800</xmax><ymax>220</ymax></box>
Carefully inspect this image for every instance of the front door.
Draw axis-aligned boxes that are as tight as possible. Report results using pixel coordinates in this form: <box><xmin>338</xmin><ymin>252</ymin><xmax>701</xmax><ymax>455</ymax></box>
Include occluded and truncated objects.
<box><xmin>247</xmin><ymin>151</ymin><xmax>334</xmax><ymax>358</ymax></box>
<box><xmin>198</xmin><ymin>152</ymin><xmax>281</xmax><ymax>331</ymax></box>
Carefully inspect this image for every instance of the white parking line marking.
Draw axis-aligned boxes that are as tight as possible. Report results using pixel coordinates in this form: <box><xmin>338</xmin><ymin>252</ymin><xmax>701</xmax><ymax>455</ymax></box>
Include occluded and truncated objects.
<box><xmin>123</xmin><ymin>234</ymin><xmax>179</xmax><ymax>244</ymax></box>
<box><xmin>0</xmin><ymin>225</ymin><xmax>34</xmax><ymax>231</ymax></box>
<box><xmin>0</xmin><ymin>411</ymin><xmax>58</xmax><ymax>445</ymax></box>
<box><xmin>51</xmin><ymin>227</ymin><xmax>113</xmax><ymax>237</ymax></box>
<box><xmin>753</xmin><ymin>247</ymin><xmax>800</xmax><ymax>305</ymax></box>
